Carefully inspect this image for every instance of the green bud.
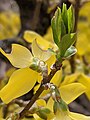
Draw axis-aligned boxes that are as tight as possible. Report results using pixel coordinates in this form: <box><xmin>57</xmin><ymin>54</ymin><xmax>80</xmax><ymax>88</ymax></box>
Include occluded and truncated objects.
<box><xmin>30</xmin><ymin>57</ymin><xmax>47</xmax><ymax>73</ymax></box>
<box><xmin>61</xmin><ymin>3</ymin><xmax>68</xmax><ymax>33</ymax></box>
<box><xmin>51</xmin><ymin>7</ymin><xmax>61</xmax><ymax>47</ymax></box>
<box><xmin>53</xmin><ymin>101</ymin><xmax>58</xmax><ymax>113</ymax></box>
<box><xmin>50</xmin><ymin>85</ymin><xmax>61</xmax><ymax>102</ymax></box>
<box><xmin>30</xmin><ymin>57</ymin><xmax>40</xmax><ymax>72</ymax></box>
<box><xmin>61</xmin><ymin>3</ymin><xmax>75</xmax><ymax>34</ymax></box>
<box><xmin>67</xmin><ymin>5</ymin><xmax>75</xmax><ymax>33</ymax></box>
<box><xmin>58</xmin><ymin>99</ymin><xmax>68</xmax><ymax>111</ymax></box>
<box><xmin>53</xmin><ymin>99</ymin><xmax>68</xmax><ymax>114</ymax></box>
<box><xmin>36</xmin><ymin>108</ymin><xmax>51</xmax><ymax>119</ymax></box>
<box><xmin>51</xmin><ymin>3</ymin><xmax>76</xmax><ymax>61</ymax></box>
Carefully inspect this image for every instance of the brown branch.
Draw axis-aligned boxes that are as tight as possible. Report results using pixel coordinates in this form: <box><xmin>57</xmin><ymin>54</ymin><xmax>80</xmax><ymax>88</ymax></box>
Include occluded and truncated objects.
<box><xmin>31</xmin><ymin>0</ymin><xmax>43</xmax><ymax>30</ymax></box>
<box><xmin>69</xmin><ymin>0</ymin><xmax>90</xmax><ymax>73</ymax></box>
<box><xmin>3</xmin><ymin>102</ymin><xmax>12</xmax><ymax>118</ymax></box>
<box><xmin>82</xmin><ymin>56</ymin><xmax>89</xmax><ymax>66</ymax></box>
<box><xmin>19</xmin><ymin>61</ymin><xmax>62</xmax><ymax>119</ymax></box>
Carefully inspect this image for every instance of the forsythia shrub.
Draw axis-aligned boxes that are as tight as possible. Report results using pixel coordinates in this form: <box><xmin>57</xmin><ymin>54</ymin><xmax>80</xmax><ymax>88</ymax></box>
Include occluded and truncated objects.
<box><xmin>0</xmin><ymin>3</ymin><xmax>90</xmax><ymax>120</ymax></box>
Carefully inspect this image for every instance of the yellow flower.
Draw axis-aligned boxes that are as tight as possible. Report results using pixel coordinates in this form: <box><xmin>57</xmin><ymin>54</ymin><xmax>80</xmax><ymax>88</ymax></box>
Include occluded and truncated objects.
<box><xmin>46</xmin><ymin>97</ymin><xmax>90</xmax><ymax>120</ymax></box>
<box><xmin>46</xmin><ymin>70</ymin><xmax>90</xmax><ymax>120</ymax></box>
<box><xmin>76</xmin><ymin>2</ymin><xmax>90</xmax><ymax>56</ymax></box>
<box><xmin>34</xmin><ymin>69</ymin><xmax>86</xmax><ymax>104</ymax></box>
<box><xmin>0</xmin><ymin>11</ymin><xmax>21</xmax><ymax>40</ymax></box>
<box><xmin>60</xmin><ymin>73</ymin><xmax>90</xmax><ymax>100</ymax></box>
<box><xmin>50</xmin><ymin>70</ymin><xmax>86</xmax><ymax>104</ymax></box>
<box><xmin>52</xmin><ymin>110</ymin><xmax>90</xmax><ymax>120</ymax></box>
<box><xmin>24</xmin><ymin>30</ymin><xmax>58</xmax><ymax>50</ymax></box>
<box><xmin>34</xmin><ymin>81</ymin><xmax>88</xmax><ymax>120</ymax></box>
<box><xmin>46</xmin><ymin>84</ymin><xmax>90</xmax><ymax>120</ymax></box>
<box><xmin>0</xmin><ymin>40</ymin><xmax>51</xmax><ymax>104</ymax></box>
<box><xmin>77</xmin><ymin>73</ymin><xmax>90</xmax><ymax>100</ymax></box>
<box><xmin>33</xmin><ymin>75</ymin><xmax>87</xmax><ymax>120</ymax></box>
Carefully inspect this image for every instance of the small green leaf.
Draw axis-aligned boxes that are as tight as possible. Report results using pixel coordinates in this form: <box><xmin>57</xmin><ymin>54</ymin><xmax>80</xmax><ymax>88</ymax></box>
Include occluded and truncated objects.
<box><xmin>37</xmin><ymin>108</ymin><xmax>51</xmax><ymax>119</ymax></box>
<box><xmin>67</xmin><ymin>5</ymin><xmax>75</xmax><ymax>33</ymax></box>
<box><xmin>55</xmin><ymin>7</ymin><xmax>61</xmax><ymax>41</ymax></box>
<box><xmin>51</xmin><ymin>7</ymin><xmax>61</xmax><ymax>46</ymax></box>
<box><xmin>53</xmin><ymin>101</ymin><xmax>58</xmax><ymax>113</ymax></box>
<box><xmin>59</xmin><ymin>33</ymin><xmax>76</xmax><ymax>57</ymax></box>
<box><xmin>53</xmin><ymin>100</ymin><xmax>68</xmax><ymax>113</ymax></box>
<box><xmin>51</xmin><ymin>17</ymin><xmax>59</xmax><ymax>45</ymax></box>
<box><xmin>61</xmin><ymin>19</ymin><xmax>66</xmax><ymax>37</ymax></box>
<box><xmin>64</xmin><ymin>46</ymin><xmax>77</xmax><ymax>58</ymax></box>
<box><xmin>58</xmin><ymin>99</ymin><xmax>68</xmax><ymax>111</ymax></box>
<box><xmin>62</xmin><ymin>3</ymin><xmax>68</xmax><ymax>32</ymax></box>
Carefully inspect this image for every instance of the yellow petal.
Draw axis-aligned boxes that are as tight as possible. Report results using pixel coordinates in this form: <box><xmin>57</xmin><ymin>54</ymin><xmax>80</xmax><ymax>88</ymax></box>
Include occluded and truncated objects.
<box><xmin>46</xmin><ymin>97</ymin><xmax>54</xmax><ymax>112</ymax></box>
<box><xmin>47</xmin><ymin>112</ymin><xmax>55</xmax><ymax>120</ymax></box>
<box><xmin>69</xmin><ymin>112</ymin><xmax>90</xmax><ymax>120</ymax></box>
<box><xmin>43</xmin><ymin>27</ymin><xmax>53</xmax><ymax>43</ymax></box>
<box><xmin>62</xmin><ymin>60</ymin><xmax>71</xmax><ymax>74</ymax></box>
<box><xmin>0</xmin><ymin>68</ymin><xmax>37</xmax><ymax>103</ymax></box>
<box><xmin>36</xmin><ymin>99</ymin><xmax>46</xmax><ymax>107</ymax></box>
<box><xmin>60</xmin><ymin>83</ymin><xmax>86</xmax><ymax>104</ymax></box>
<box><xmin>77</xmin><ymin>2</ymin><xmax>90</xmax><ymax>56</ymax></box>
<box><xmin>0</xmin><ymin>44</ymin><xmax>32</xmax><ymax>68</ymax></box>
<box><xmin>24</xmin><ymin>31</ymin><xmax>51</xmax><ymax>49</ymax></box>
<box><xmin>33</xmin><ymin>114</ymin><xmax>43</xmax><ymax>120</ymax></box>
<box><xmin>32</xmin><ymin>40</ymin><xmax>51</xmax><ymax>61</ymax></box>
<box><xmin>78</xmin><ymin>73</ymin><xmax>90</xmax><ymax>100</ymax></box>
<box><xmin>53</xmin><ymin>111</ymin><xmax>71</xmax><ymax>120</ymax></box>
<box><xmin>46</xmin><ymin>55</ymin><xmax>56</xmax><ymax>74</ymax></box>
<box><xmin>51</xmin><ymin>70</ymin><xmax>62</xmax><ymax>87</ymax></box>
<box><xmin>0</xmin><ymin>107</ymin><xmax>3</xmax><ymax>119</ymax></box>
<box><xmin>61</xmin><ymin>73</ymin><xmax>79</xmax><ymax>86</ymax></box>
<box><xmin>77</xmin><ymin>33</ymin><xmax>89</xmax><ymax>56</ymax></box>
<box><xmin>0</xmin><ymin>11</ymin><xmax>21</xmax><ymax>40</ymax></box>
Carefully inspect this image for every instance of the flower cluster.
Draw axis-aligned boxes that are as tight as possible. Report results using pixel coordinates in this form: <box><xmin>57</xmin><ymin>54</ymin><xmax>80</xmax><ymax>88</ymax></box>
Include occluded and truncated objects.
<box><xmin>0</xmin><ymin>3</ymin><xmax>90</xmax><ymax>120</ymax></box>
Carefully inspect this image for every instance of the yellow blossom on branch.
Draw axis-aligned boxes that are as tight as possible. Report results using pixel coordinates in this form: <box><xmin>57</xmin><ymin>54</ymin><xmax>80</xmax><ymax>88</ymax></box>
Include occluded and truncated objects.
<box><xmin>0</xmin><ymin>40</ymin><xmax>52</xmax><ymax>104</ymax></box>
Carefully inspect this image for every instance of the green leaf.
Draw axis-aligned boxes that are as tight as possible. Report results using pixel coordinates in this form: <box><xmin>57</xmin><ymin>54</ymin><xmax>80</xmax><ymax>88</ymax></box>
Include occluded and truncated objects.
<box><xmin>59</xmin><ymin>33</ymin><xmax>76</xmax><ymax>57</ymax></box>
<box><xmin>62</xmin><ymin>3</ymin><xmax>68</xmax><ymax>32</ymax></box>
<box><xmin>53</xmin><ymin>101</ymin><xmax>58</xmax><ymax>113</ymax></box>
<box><xmin>67</xmin><ymin>5</ymin><xmax>75</xmax><ymax>33</ymax></box>
<box><xmin>64</xmin><ymin>46</ymin><xmax>77</xmax><ymax>58</ymax></box>
<box><xmin>51</xmin><ymin>7</ymin><xmax>61</xmax><ymax>46</ymax></box>
<box><xmin>61</xmin><ymin>19</ymin><xmax>66</xmax><ymax>37</ymax></box>
<box><xmin>53</xmin><ymin>100</ymin><xmax>68</xmax><ymax>113</ymax></box>
<box><xmin>37</xmin><ymin>108</ymin><xmax>51</xmax><ymax>119</ymax></box>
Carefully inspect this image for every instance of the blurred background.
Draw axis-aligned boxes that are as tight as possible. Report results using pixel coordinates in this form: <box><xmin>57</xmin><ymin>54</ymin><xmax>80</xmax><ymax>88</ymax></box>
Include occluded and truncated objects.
<box><xmin>0</xmin><ymin>0</ymin><xmax>90</xmax><ymax>119</ymax></box>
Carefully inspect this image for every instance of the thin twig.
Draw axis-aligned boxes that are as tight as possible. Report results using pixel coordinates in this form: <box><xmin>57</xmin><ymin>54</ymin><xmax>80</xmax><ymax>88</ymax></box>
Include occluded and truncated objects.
<box><xmin>19</xmin><ymin>61</ymin><xmax>62</xmax><ymax>119</ymax></box>
<box><xmin>31</xmin><ymin>0</ymin><xmax>43</xmax><ymax>30</ymax></box>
